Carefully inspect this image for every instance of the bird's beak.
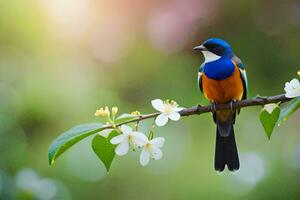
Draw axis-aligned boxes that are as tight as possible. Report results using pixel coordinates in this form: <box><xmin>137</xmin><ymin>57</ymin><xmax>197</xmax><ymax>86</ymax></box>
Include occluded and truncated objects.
<box><xmin>193</xmin><ymin>45</ymin><xmax>207</xmax><ymax>51</ymax></box>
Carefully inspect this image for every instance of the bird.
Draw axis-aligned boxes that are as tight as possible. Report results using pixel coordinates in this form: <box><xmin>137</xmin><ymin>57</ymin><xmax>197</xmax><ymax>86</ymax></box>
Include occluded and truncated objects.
<box><xmin>194</xmin><ymin>38</ymin><xmax>248</xmax><ymax>172</ymax></box>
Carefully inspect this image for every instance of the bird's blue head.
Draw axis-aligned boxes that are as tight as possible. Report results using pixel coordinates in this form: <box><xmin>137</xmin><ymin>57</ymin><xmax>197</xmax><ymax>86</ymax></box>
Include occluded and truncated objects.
<box><xmin>194</xmin><ymin>38</ymin><xmax>234</xmax><ymax>61</ymax></box>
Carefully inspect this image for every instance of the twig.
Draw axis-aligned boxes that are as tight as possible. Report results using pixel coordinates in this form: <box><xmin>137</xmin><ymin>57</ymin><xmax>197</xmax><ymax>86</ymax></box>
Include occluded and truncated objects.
<box><xmin>113</xmin><ymin>94</ymin><xmax>291</xmax><ymax>127</ymax></box>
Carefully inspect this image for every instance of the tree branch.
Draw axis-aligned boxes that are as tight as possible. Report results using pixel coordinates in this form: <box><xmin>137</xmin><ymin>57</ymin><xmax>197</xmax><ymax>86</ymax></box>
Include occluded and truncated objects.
<box><xmin>180</xmin><ymin>94</ymin><xmax>290</xmax><ymax>116</ymax></box>
<box><xmin>114</xmin><ymin>94</ymin><xmax>291</xmax><ymax>127</ymax></box>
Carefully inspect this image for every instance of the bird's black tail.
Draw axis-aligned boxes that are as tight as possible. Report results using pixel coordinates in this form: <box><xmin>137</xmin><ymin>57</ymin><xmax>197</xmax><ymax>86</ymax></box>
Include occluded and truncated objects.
<box><xmin>215</xmin><ymin>125</ymin><xmax>239</xmax><ymax>172</ymax></box>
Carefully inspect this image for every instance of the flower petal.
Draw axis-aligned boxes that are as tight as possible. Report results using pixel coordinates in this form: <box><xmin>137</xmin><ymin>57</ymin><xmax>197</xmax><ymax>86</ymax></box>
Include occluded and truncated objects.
<box><xmin>174</xmin><ymin>107</ymin><xmax>184</xmax><ymax>112</ymax></box>
<box><xmin>120</xmin><ymin>125</ymin><xmax>132</xmax><ymax>134</ymax></box>
<box><xmin>284</xmin><ymin>82</ymin><xmax>292</xmax><ymax>93</ymax></box>
<box><xmin>110</xmin><ymin>134</ymin><xmax>126</xmax><ymax>144</ymax></box>
<box><xmin>168</xmin><ymin>112</ymin><xmax>181</xmax><ymax>121</ymax></box>
<box><xmin>151</xmin><ymin>147</ymin><xmax>163</xmax><ymax>160</ymax></box>
<box><xmin>151</xmin><ymin>99</ymin><xmax>164</xmax><ymax>112</ymax></box>
<box><xmin>285</xmin><ymin>92</ymin><xmax>300</xmax><ymax>98</ymax></box>
<box><xmin>98</xmin><ymin>129</ymin><xmax>114</xmax><ymax>138</ymax></box>
<box><xmin>140</xmin><ymin>148</ymin><xmax>150</xmax><ymax>166</ymax></box>
<box><xmin>155</xmin><ymin>114</ymin><xmax>169</xmax><ymax>126</ymax></box>
<box><xmin>150</xmin><ymin>137</ymin><xmax>165</xmax><ymax>148</ymax></box>
<box><xmin>131</xmin><ymin>132</ymin><xmax>148</xmax><ymax>146</ymax></box>
<box><xmin>290</xmin><ymin>78</ymin><xmax>300</xmax><ymax>88</ymax></box>
<box><xmin>115</xmin><ymin>140</ymin><xmax>129</xmax><ymax>156</ymax></box>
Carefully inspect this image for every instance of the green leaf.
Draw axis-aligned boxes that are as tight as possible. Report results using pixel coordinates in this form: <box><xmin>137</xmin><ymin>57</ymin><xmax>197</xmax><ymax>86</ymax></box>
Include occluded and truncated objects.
<box><xmin>48</xmin><ymin>123</ymin><xmax>104</xmax><ymax>165</ymax></box>
<box><xmin>259</xmin><ymin>105</ymin><xmax>280</xmax><ymax>139</ymax></box>
<box><xmin>92</xmin><ymin>130</ymin><xmax>119</xmax><ymax>172</ymax></box>
<box><xmin>278</xmin><ymin>97</ymin><xmax>300</xmax><ymax>126</ymax></box>
<box><xmin>115</xmin><ymin>113</ymin><xmax>138</xmax><ymax>124</ymax></box>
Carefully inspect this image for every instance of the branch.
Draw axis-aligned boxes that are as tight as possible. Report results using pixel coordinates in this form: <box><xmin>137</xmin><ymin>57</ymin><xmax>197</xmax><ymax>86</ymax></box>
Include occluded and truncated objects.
<box><xmin>180</xmin><ymin>94</ymin><xmax>290</xmax><ymax>116</ymax></box>
<box><xmin>115</xmin><ymin>94</ymin><xmax>291</xmax><ymax>127</ymax></box>
<box><xmin>48</xmin><ymin>93</ymin><xmax>295</xmax><ymax>167</ymax></box>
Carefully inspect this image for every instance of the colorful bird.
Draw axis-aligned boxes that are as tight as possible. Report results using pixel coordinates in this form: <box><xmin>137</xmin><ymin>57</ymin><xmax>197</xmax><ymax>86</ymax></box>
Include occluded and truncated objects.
<box><xmin>194</xmin><ymin>38</ymin><xmax>248</xmax><ymax>172</ymax></box>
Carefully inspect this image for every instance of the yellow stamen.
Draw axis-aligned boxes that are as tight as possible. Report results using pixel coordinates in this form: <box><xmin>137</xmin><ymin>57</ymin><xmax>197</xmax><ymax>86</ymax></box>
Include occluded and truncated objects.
<box><xmin>145</xmin><ymin>142</ymin><xmax>151</xmax><ymax>150</ymax></box>
<box><xmin>163</xmin><ymin>102</ymin><xmax>177</xmax><ymax>114</ymax></box>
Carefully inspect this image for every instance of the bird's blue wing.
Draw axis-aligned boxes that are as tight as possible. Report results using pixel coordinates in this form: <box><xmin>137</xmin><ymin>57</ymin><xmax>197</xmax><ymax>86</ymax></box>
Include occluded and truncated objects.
<box><xmin>232</xmin><ymin>56</ymin><xmax>248</xmax><ymax>99</ymax></box>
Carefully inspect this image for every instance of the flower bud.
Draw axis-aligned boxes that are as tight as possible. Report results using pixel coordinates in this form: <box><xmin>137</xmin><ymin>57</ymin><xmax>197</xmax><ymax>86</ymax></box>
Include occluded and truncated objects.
<box><xmin>298</xmin><ymin>71</ymin><xmax>300</xmax><ymax>77</ymax></box>
<box><xmin>104</xmin><ymin>106</ymin><xmax>110</xmax><ymax>116</ymax></box>
<box><xmin>112</xmin><ymin>107</ymin><xmax>118</xmax><ymax>115</ymax></box>
<box><xmin>95</xmin><ymin>108</ymin><xmax>105</xmax><ymax>117</ymax></box>
<box><xmin>131</xmin><ymin>110</ymin><xmax>141</xmax><ymax>116</ymax></box>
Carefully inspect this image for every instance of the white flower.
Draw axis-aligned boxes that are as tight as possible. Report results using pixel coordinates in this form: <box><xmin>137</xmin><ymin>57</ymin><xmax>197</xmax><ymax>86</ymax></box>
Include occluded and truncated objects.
<box><xmin>151</xmin><ymin>99</ymin><xmax>184</xmax><ymax>126</ymax></box>
<box><xmin>284</xmin><ymin>79</ymin><xmax>300</xmax><ymax>98</ymax></box>
<box><xmin>136</xmin><ymin>137</ymin><xmax>165</xmax><ymax>166</ymax></box>
<box><xmin>98</xmin><ymin>128</ymin><xmax>114</xmax><ymax>138</ymax></box>
<box><xmin>110</xmin><ymin>125</ymin><xmax>146</xmax><ymax>156</ymax></box>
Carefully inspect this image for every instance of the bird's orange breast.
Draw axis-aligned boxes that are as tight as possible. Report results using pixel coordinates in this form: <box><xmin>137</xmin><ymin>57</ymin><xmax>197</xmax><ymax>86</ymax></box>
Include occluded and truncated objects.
<box><xmin>202</xmin><ymin>66</ymin><xmax>244</xmax><ymax>103</ymax></box>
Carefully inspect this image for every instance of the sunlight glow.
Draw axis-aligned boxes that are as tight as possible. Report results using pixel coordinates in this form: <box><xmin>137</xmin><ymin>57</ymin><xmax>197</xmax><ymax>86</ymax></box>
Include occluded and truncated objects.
<box><xmin>40</xmin><ymin>0</ymin><xmax>94</xmax><ymax>38</ymax></box>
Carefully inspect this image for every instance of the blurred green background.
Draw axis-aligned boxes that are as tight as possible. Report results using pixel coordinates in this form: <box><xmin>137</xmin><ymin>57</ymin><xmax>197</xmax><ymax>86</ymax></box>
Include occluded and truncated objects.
<box><xmin>1</xmin><ymin>0</ymin><xmax>300</xmax><ymax>199</ymax></box>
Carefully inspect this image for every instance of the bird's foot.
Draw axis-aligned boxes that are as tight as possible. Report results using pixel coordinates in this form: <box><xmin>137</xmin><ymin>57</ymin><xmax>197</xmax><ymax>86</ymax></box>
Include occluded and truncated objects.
<box><xmin>211</xmin><ymin>101</ymin><xmax>217</xmax><ymax>113</ymax></box>
<box><xmin>229</xmin><ymin>100</ymin><xmax>237</xmax><ymax>112</ymax></box>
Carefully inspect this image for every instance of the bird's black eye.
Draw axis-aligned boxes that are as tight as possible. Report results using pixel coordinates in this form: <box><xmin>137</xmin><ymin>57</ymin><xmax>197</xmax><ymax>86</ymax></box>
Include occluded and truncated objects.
<box><xmin>204</xmin><ymin>43</ymin><xmax>225</xmax><ymax>56</ymax></box>
<box><xmin>204</xmin><ymin>43</ymin><xmax>219</xmax><ymax>50</ymax></box>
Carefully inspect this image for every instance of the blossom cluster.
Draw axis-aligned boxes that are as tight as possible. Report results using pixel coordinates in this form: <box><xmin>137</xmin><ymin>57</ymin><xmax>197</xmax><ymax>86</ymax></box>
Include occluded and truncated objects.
<box><xmin>111</xmin><ymin>125</ymin><xmax>164</xmax><ymax>166</ymax></box>
<box><xmin>95</xmin><ymin>99</ymin><xmax>183</xmax><ymax>166</ymax></box>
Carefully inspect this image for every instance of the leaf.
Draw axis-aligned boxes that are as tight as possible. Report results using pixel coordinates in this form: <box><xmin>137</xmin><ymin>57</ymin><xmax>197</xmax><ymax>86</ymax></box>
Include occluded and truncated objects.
<box><xmin>92</xmin><ymin>130</ymin><xmax>119</xmax><ymax>172</ymax></box>
<box><xmin>115</xmin><ymin>113</ymin><xmax>138</xmax><ymax>124</ymax></box>
<box><xmin>48</xmin><ymin>123</ymin><xmax>104</xmax><ymax>165</ymax></box>
<box><xmin>278</xmin><ymin>97</ymin><xmax>300</xmax><ymax>126</ymax></box>
<box><xmin>259</xmin><ymin>105</ymin><xmax>280</xmax><ymax>139</ymax></box>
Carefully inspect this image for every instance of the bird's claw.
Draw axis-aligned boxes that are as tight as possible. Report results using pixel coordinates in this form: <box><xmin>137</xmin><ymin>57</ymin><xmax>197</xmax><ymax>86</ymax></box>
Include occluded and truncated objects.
<box><xmin>230</xmin><ymin>100</ymin><xmax>237</xmax><ymax>112</ymax></box>
<box><xmin>211</xmin><ymin>102</ymin><xmax>217</xmax><ymax>113</ymax></box>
